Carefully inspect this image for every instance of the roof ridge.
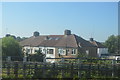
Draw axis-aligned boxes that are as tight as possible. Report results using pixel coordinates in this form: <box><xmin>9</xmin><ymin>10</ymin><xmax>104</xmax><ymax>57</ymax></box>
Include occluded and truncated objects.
<box><xmin>94</xmin><ymin>41</ymin><xmax>98</xmax><ymax>47</ymax></box>
<box><xmin>72</xmin><ymin>34</ymin><xmax>79</xmax><ymax>47</ymax></box>
<box><xmin>49</xmin><ymin>35</ymin><xmax>64</xmax><ymax>36</ymax></box>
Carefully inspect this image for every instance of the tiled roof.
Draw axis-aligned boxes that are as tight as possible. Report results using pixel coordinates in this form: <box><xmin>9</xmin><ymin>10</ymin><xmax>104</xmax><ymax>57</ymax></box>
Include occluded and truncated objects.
<box><xmin>20</xmin><ymin>34</ymin><xmax>96</xmax><ymax>48</ymax></box>
<box><xmin>74</xmin><ymin>35</ymin><xmax>96</xmax><ymax>47</ymax></box>
<box><xmin>19</xmin><ymin>36</ymin><xmax>46</xmax><ymax>46</ymax></box>
<box><xmin>54</xmin><ymin>35</ymin><xmax>78</xmax><ymax>48</ymax></box>
<box><xmin>90</xmin><ymin>41</ymin><xmax>106</xmax><ymax>48</ymax></box>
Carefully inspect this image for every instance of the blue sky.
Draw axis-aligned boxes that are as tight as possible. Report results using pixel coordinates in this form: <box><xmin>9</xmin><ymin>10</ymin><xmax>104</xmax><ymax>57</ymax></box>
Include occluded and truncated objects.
<box><xmin>1</xmin><ymin>2</ymin><xmax>118</xmax><ymax>42</ymax></box>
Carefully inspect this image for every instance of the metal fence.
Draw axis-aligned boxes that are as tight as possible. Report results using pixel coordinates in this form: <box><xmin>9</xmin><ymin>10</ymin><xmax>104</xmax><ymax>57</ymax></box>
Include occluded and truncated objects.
<box><xmin>2</xmin><ymin>58</ymin><xmax>120</xmax><ymax>79</ymax></box>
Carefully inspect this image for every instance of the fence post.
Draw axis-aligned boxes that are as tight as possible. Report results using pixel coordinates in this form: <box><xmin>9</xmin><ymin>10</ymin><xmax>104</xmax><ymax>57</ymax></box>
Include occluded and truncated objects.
<box><xmin>7</xmin><ymin>62</ymin><xmax>10</xmax><ymax>76</ymax></box>
<box><xmin>43</xmin><ymin>63</ymin><xmax>46</xmax><ymax>78</ymax></box>
<box><xmin>70</xmin><ymin>63</ymin><xmax>73</xmax><ymax>78</ymax></box>
<box><xmin>78</xmin><ymin>58</ymin><xmax>80</xmax><ymax>78</ymax></box>
<box><xmin>23</xmin><ymin>57</ymin><xmax>27</xmax><ymax>62</ymax></box>
<box><xmin>86</xmin><ymin>60</ymin><xmax>91</xmax><ymax>79</ymax></box>
<box><xmin>34</xmin><ymin>63</ymin><xmax>38</xmax><ymax>78</ymax></box>
<box><xmin>28</xmin><ymin>63</ymin><xmax>31</xmax><ymax>75</ymax></box>
<box><xmin>105</xmin><ymin>63</ymin><xmax>108</xmax><ymax>77</ymax></box>
<box><xmin>61</xmin><ymin>60</ymin><xmax>64</xmax><ymax>78</ymax></box>
<box><xmin>6</xmin><ymin>56</ymin><xmax>11</xmax><ymax>77</ymax></box>
<box><xmin>89</xmin><ymin>59</ymin><xmax>92</xmax><ymax>78</ymax></box>
<box><xmin>23</xmin><ymin>62</ymin><xmax>26</xmax><ymax>78</ymax></box>
<box><xmin>97</xmin><ymin>64</ymin><xmax>100</xmax><ymax>77</ymax></box>
<box><xmin>14</xmin><ymin>62</ymin><xmax>18</xmax><ymax>78</ymax></box>
<box><xmin>112</xmin><ymin>60</ymin><xmax>115</xmax><ymax>77</ymax></box>
<box><xmin>61</xmin><ymin>58</ymin><xmax>64</xmax><ymax>63</ymax></box>
<box><xmin>52</xmin><ymin>63</ymin><xmax>55</xmax><ymax>78</ymax></box>
<box><xmin>78</xmin><ymin>58</ymin><xmax>83</xmax><ymax>78</ymax></box>
<box><xmin>61</xmin><ymin>58</ymin><xmax>64</xmax><ymax>78</ymax></box>
<box><xmin>7</xmin><ymin>56</ymin><xmax>11</xmax><ymax>62</ymax></box>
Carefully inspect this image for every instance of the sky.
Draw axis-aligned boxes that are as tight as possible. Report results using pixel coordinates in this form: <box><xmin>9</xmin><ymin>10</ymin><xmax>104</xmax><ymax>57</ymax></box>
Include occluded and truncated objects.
<box><xmin>1</xmin><ymin>2</ymin><xmax>118</xmax><ymax>42</ymax></box>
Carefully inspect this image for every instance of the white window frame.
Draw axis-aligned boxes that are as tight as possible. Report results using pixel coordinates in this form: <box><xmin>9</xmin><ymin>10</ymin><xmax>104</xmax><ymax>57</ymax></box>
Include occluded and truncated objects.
<box><xmin>26</xmin><ymin>48</ymin><xmax>30</xmax><ymax>54</ymax></box>
<box><xmin>58</xmin><ymin>48</ymin><xmax>65</xmax><ymax>55</ymax></box>
<box><xmin>43</xmin><ymin>48</ymin><xmax>47</xmax><ymax>54</ymax></box>
<box><xmin>48</xmin><ymin>49</ymin><xmax>54</xmax><ymax>54</ymax></box>
<box><xmin>71</xmin><ymin>49</ymin><xmax>76</xmax><ymax>55</ymax></box>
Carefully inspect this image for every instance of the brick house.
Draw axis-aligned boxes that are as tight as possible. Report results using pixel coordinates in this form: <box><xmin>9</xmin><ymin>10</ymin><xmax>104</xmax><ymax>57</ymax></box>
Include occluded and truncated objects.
<box><xmin>89</xmin><ymin>38</ymin><xmax>108</xmax><ymax>57</ymax></box>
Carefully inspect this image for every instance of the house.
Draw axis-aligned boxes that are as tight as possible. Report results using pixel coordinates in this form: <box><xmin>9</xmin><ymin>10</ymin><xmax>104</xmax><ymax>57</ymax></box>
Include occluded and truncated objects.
<box><xmin>89</xmin><ymin>38</ymin><xmax>108</xmax><ymax>57</ymax></box>
<box><xmin>20</xmin><ymin>30</ymin><xmax>104</xmax><ymax>62</ymax></box>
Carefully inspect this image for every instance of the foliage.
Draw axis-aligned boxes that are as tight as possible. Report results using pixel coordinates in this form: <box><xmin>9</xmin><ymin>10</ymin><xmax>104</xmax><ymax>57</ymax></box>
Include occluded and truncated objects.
<box><xmin>2</xmin><ymin>36</ymin><xmax>23</xmax><ymax>61</ymax></box>
<box><xmin>2</xmin><ymin>58</ymin><xmax>120</xmax><ymax>79</ymax></box>
<box><xmin>2</xmin><ymin>60</ymin><xmax>120</xmax><ymax>79</ymax></box>
<box><xmin>16</xmin><ymin>37</ymin><xmax>28</xmax><ymax>42</ymax></box>
<box><xmin>77</xmin><ymin>51</ymin><xmax>88</xmax><ymax>58</ymax></box>
<box><xmin>104</xmin><ymin>35</ymin><xmax>120</xmax><ymax>54</ymax></box>
<box><xmin>28</xmin><ymin>49</ymin><xmax>44</xmax><ymax>62</ymax></box>
<box><xmin>5</xmin><ymin>34</ymin><xmax>28</xmax><ymax>42</ymax></box>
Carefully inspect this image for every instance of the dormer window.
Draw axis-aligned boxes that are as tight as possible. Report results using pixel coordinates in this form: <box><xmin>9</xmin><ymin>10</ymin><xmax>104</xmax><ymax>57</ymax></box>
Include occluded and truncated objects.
<box><xmin>79</xmin><ymin>43</ymin><xmax>82</xmax><ymax>48</ymax></box>
<box><xmin>86</xmin><ymin>50</ymin><xmax>89</xmax><ymax>55</ymax></box>
<box><xmin>49</xmin><ymin>37</ymin><xmax>52</xmax><ymax>40</ymax></box>
<box><xmin>55</xmin><ymin>37</ymin><xmax>59</xmax><ymax>40</ymax></box>
<box><xmin>49</xmin><ymin>37</ymin><xmax>60</xmax><ymax>40</ymax></box>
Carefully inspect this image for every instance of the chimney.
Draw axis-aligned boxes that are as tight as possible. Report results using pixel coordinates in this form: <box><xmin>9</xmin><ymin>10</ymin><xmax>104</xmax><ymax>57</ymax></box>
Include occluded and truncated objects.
<box><xmin>90</xmin><ymin>38</ymin><xmax>94</xmax><ymax>41</ymax></box>
<box><xmin>64</xmin><ymin>29</ymin><xmax>71</xmax><ymax>35</ymax></box>
<box><xmin>33</xmin><ymin>31</ymin><xmax>39</xmax><ymax>37</ymax></box>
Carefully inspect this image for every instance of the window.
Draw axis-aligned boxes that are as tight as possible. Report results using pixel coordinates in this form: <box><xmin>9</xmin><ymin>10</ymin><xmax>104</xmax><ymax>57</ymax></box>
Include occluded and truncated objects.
<box><xmin>58</xmin><ymin>48</ymin><xmax>62</xmax><ymax>54</ymax></box>
<box><xmin>58</xmin><ymin>48</ymin><xmax>65</xmax><ymax>55</ymax></box>
<box><xmin>34</xmin><ymin>50</ymin><xmax>38</xmax><ymax>52</ymax></box>
<box><xmin>26</xmin><ymin>48</ymin><xmax>32</xmax><ymax>54</ymax></box>
<box><xmin>49</xmin><ymin>37</ymin><xmax>52</xmax><ymax>40</ymax></box>
<box><xmin>43</xmin><ymin>49</ymin><xmax>47</xmax><ymax>54</ymax></box>
<box><xmin>46</xmin><ymin>49</ymin><xmax>48</xmax><ymax>54</ymax></box>
<box><xmin>72</xmin><ymin>49</ymin><xmax>76</xmax><ymax>55</ymax></box>
<box><xmin>86</xmin><ymin>50</ymin><xmax>89</xmax><ymax>55</ymax></box>
<box><xmin>26</xmin><ymin>49</ymin><xmax>30</xmax><ymax>53</ymax></box>
<box><xmin>34</xmin><ymin>48</ymin><xmax>42</xmax><ymax>53</ymax></box>
<box><xmin>55</xmin><ymin>37</ymin><xmax>59</xmax><ymax>40</ymax></box>
<box><xmin>39</xmin><ymin>48</ymin><xmax>42</xmax><ymax>52</ymax></box>
<box><xmin>48</xmin><ymin>49</ymin><xmax>53</xmax><ymax>54</ymax></box>
<box><xmin>117</xmin><ymin>58</ymin><xmax>120</xmax><ymax>60</ymax></box>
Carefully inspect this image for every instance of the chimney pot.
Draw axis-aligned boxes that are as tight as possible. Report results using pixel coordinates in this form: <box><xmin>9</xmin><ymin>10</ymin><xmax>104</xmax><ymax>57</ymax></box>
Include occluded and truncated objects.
<box><xmin>64</xmin><ymin>29</ymin><xmax>71</xmax><ymax>35</ymax></box>
<box><xmin>90</xmin><ymin>38</ymin><xmax>94</xmax><ymax>41</ymax></box>
<box><xmin>33</xmin><ymin>31</ymin><xmax>39</xmax><ymax>37</ymax></box>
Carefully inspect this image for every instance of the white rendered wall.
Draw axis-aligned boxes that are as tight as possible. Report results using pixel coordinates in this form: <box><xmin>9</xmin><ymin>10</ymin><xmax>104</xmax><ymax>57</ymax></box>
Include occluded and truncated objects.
<box><xmin>97</xmin><ymin>48</ymin><xmax>108</xmax><ymax>57</ymax></box>
<box><xmin>39</xmin><ymin>47</ymin><xmax>56</xmax><ymax>62</ymax></box>
<box><xmin>23</xmin><ymin>46</ymin><xmax>39</xmax><ymax>54</ymax></box>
